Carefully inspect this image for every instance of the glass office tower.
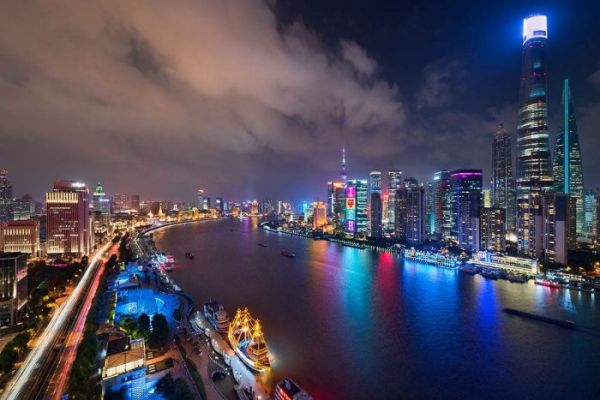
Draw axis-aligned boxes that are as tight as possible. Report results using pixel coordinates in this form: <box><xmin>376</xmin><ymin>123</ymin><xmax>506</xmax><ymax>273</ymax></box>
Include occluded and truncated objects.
<box><xmin>516</xmin><ymin>15</ymin><xmax>553</xmax><ymax>253</ymax></box>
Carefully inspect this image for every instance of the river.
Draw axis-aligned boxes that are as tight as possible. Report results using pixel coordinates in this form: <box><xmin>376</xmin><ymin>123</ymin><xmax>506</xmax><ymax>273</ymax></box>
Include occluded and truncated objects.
<box><xmin>153</xmin><ymin>218</ymin><xmax>600</xmax><ymax>399</ymax></box>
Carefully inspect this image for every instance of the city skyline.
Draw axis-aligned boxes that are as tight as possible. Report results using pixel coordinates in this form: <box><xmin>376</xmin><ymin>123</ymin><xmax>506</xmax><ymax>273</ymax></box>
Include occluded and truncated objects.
<box><xmin>2</xmin><ymin>1</ymin><xmax>600</xmax><ymax>203</ymax></box>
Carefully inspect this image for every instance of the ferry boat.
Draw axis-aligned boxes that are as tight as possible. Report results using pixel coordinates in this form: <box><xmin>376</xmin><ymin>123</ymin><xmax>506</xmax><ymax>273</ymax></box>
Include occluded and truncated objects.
<box><xmin>274</xmin><ymin>378</ymin><xmax>313</xmax><ymax>400</ymax></box>
<box><xmin>534</xmin><ymin>276</ymin><xmax>561</xmax><ymax>288</ymax></box>
<box><xmin>403</xmin><ymin>248</ymin><xmax>458</xmax><ymax>268</ymax></box>
<box><xmin>281</xmin><ymin>250</ymin><xmax>296</xmax><ymax>258</ymax></box>
<box><xmin>203</xmin><ymin>301</ymin><xmax>230</xmax><ymax>334</ymax></box>
<box><xmin>228</xmin><ymin>308</ymin><xmax>271</xmax><ymax>373</ymax></box>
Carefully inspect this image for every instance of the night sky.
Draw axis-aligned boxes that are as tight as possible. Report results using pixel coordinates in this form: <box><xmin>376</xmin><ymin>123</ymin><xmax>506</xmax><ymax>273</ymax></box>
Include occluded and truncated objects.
<box><xmin>1</xmin><ymin>0</ymin><xmax>599</xmax><ymax>203</ymax></box>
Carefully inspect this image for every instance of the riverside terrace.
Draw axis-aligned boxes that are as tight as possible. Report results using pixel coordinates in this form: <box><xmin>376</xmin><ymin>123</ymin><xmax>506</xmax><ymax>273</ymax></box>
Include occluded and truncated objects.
<box><xmin>114</xmin><ymin>284</ymin><xmax>180</xmax><ymax>329</ymax></box>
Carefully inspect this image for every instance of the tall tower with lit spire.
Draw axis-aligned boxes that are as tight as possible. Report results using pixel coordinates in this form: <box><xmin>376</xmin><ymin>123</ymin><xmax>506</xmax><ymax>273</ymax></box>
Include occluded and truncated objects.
<box><xmin>340</xmin><ymin>146</ymin><xmax>348</xmax><ymax>181</ymax></box>
<box><xmin>516</xmin><ymin>14</ymin><xmax>552</xmax><ymax>254</ymax></box>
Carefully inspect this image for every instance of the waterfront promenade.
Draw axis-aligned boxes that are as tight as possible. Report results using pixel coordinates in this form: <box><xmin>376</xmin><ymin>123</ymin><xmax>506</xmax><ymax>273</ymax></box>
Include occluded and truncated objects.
<box><xmin>138</xmin><ymin>219</ymin><xmax>273</xmax><ymax>400</ymax></box>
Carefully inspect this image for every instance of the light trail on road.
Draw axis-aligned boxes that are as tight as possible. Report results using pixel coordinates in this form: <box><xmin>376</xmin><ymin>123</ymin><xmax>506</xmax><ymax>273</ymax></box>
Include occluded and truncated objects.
<box><xmin>46</xmin><ymin>244</ymin><xmax>114</xmax><ymax>400</ymax></box>
<box><xmin>0</xmin><ymin>242</ymin><xmax>112</xmax><ymax>400</ymax></box>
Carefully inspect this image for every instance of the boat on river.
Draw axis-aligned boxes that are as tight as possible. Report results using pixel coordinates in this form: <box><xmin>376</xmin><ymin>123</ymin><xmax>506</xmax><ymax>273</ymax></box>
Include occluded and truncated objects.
<box><xmin>535</xmin><ymin>276</ymin><xmax>561</xmax><ymax>288</ymax></box>
<box><xmin>203</xmin><ymin>301</ymin><xmax>230</xmax><ymax>334</ymax></box>
<box><xmin>281</xmin><ymin>250</ymin><xmax>296</xmax><ymax>258</ymax></box>
<box><xmin>228</xmin><ymin>308</ymin><xmax>271</xmax><ymax>373</ymax></box>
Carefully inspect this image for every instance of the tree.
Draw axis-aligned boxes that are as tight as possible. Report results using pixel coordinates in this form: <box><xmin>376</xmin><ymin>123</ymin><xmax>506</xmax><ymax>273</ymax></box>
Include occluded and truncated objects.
<box><xmin>138</xmin><ymin>313</ymin><xmax>150</xmax><ymax>338</ymax></box>
<box><xmin>149</xmin><ymin>313</ymin><xmax>170</xmax><ymax>348</ymax></box>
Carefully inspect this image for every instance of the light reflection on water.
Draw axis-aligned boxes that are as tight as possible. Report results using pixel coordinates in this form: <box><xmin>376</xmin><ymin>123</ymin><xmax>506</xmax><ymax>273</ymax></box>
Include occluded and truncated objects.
<box><xmin>156</xmin><ymin>219</ymin><xmax>600</xmax><ymax>400</ymax></box>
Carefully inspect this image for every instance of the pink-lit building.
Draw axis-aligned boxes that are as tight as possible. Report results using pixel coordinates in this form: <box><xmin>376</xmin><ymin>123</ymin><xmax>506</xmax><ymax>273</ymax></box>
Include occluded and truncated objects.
<box><xmin>46</xmin><ymin>181</ymin><xmax>91</xmax><ymax>257</ymax></box>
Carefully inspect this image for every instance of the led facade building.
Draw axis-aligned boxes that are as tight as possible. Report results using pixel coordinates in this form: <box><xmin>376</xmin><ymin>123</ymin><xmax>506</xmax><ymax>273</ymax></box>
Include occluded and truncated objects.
<box><xmin>450</xmin><ymin>170</ymin><xmax>482</xmax><ymax>251</ymax></box>
<box><xmin>516</xmin><ymin>15</ymin><xmax>553</xmax><ymax>253</ymax></box>
<box><xmin>0</xmin><ymin>170</ymin><xmax>13</xmax><ymax>222</ymax></box>
<box><xmin>344</xmin><ymin>180</ymin><xmax>367</xmax><ymax>235</ymax></box>
<box><xmin>46</xmin><ymin>181</ymin><xmax>91</xmax><ymax>257</ymax></box>
<box><xmin>552</xmin><ymin>79</ymin><xmax>584</xmax><ymax>236</ymax></box>
<box><xmin>492</xmin><ymin>124</ymin><xmax>516</xmax><ymax>232</ymax></box>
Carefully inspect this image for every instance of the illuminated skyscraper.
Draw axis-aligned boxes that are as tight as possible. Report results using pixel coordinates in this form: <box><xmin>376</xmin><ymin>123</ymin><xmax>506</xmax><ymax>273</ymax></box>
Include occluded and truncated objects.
<box><xmin>368</xmin><ymin>171</ymin><xmax>382</xmax><ymax>236</ymax></box>
<box><xmin>0</xmin><ymin>170</ymin><xmax>13</xmax><ymax>222</ymax></box>
<box><xmin>344</xmin><ymin>179</ymin><xmax>367</xmax><ymax>235</ymax></box>
<box><xmin>583</xmin><ymin>190</ymin><xmax>597</xmax><ymax>239</ymax></box>
<box><xmin>46</xmin><ymin>181</ymin><xmax>91</xmax><ymax>256</ymax></box>
<box><xmin>552</xmin><ymin>79</ymin><xmax>584</xmax><ymax>236</ymax></box>
<box><xmin>327</xmin><ymin>181</ymin><xmax>345</xmax><ymax>233</ymax></box>
<box><xmin>433</xmin><ymin>170</ymin><xmax>451</xmax><ymax>239</ymax></box>
<box><xmin>387</xmin><ymin>170</ymin><xmax>403</xmax><ymax>230</ymax></box>
<box><xmin>516</xmin><ymin>15</ymin><xmax>553</xmax><ymax>252</ymax></box>
<box><xmin>450</xmin><ymin>170</ymin><xmax>482</xmax><ymax>251</ymax></box>
<box><xmin>395</xmin><ymin>178</ymin><xmax>425</xmax><ymax>245</ymax></box>
<box><xmin>196</xmin><ymin>188</ymin><xmax>204</xmax><ymax>210</ymax></box>
<box><xmin>492</xmin><ymin>123</ymin><xmax>516</xmax><ymax>232</ymax></box>
<box><xmin>370</xmin><ymin>192</ymin><xmax>383</xmax><ymax>238</ymax></box>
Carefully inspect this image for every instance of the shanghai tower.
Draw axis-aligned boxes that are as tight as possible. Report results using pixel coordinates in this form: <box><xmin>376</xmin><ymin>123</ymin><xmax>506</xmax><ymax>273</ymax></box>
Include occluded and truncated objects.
<box><xmin>516</xmin><ymin>15</ymin><xmax>553</xmax><ymax>252</ymax></box>
<box><xmin>553</xmin><ymin>79</ymin><xmax>584</xmax><ymax>235</ymax></box>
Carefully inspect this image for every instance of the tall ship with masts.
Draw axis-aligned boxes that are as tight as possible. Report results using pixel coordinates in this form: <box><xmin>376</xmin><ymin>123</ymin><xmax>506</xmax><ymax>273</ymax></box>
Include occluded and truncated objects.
<box><xmin>228</xmin><ymin>308</ymin><xmax>271</xmax><ymax>373</ymax></box>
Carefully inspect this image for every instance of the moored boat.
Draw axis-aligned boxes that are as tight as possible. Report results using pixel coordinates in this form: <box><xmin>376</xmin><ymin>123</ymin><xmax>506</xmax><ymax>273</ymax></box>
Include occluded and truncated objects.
<box><xmin>228</xmin><ymin>308</ymin><xmax>271</xmax><ymax>373</ymax></box>
<box><xmin>459</xmin><ymin>264</ymin><xmax>479</xmax><ymax>274</ymax></box>
<box><xmin>203</xmin><ymin>301</ymin><xmax>230</xmax><ymax>334</ymax></box>
<box><xmin>534</xmin><ymin>276</ymin><xmax>561</xmax><ymax>288</ymax></box>
<box><xmin>274</xmin><ymin>378</ymin><xmax>314</xmax><ymax>400</ymax></box>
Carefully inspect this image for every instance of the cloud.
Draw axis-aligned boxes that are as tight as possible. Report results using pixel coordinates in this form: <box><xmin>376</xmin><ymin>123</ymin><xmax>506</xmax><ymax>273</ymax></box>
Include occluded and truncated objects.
<box><xmin>416</xmin><ymin>59</ymin><xmax>466</xmax><ymax>110</ymax></box>
<box><xmin>588</xmin><ymin>69</ymin><xmax>600</xmax><ymax>86</ymax></box>
<box><xmin>0</xmin><ymin>0</ymin><xmax>411</xmax><ymax>199</ymax></box>
<box><xmin>340</xmin><ymin>40</ymin><xmax>377</xmax><ymax>76</ymax></box>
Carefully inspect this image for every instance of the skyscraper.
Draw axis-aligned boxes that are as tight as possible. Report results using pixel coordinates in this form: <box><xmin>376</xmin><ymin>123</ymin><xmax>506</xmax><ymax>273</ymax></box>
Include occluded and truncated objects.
<box><xmin>369</xmin><ymin>171</ymin><xmax>382</xmax><ymax>236</ymax></box>
<box><xmin>552</xmin><ymin>79</ymin><xmax>584</xmax><ymax>236</ymax></box>
<box><xmin>492</xmin><ymin>123</ymin><xmax>516</xmax><ymax>232</ymax></box>
<box><xmin>344</xmin><ymin>179</ymin><xmax>368</xmax><ymax>236</ymax></box>
<box><xmin>395</xmin><ymin>178</ymin><xmax>425</xmax><ymax>245</ymax></box>
<box><xmin>196</xmin><ymin>188</ymin><xmax>204</xmax><ymax>210</ymax></box>
<box><xmin>327</xmin><ymin>181</ymin><xmax>345</xmax><ymax>233</ymax></box>
<box><xmin>450</xmin><ymin>170</ymin><xmax>482</xmax><ymax>251</ymax></box>
<box><xmin>0</xmin><ymin>170</ymin><xmax>13</xmax><ymax>222</ymax></box>
<box><xmin>46</xmin><ymin>181</ymin><xmax>91</xmax><ymax>256</ymax></box>
<box><xmin>370</xmin><ymin>192</ymin><xmax>383</xmax><ymax>238</ymax></box>
<box><xmin>583</xmin><ymin>190</ymin><xmax>597</xmax><ymax>239</ymax></box>
<box><xmin>387</xmin><ymin>170</ymin><xmax>403</xmax><ymax>231</ymax></box>
<box><xmin>480</xmin><ymin>207</ymin><xmax>506</xmax><ymax>251</ymax></box>
<box><xmin>516</xmin><ymin>15</ymin><xmax>553</xmax><ymax>252</ymax></box>
<box><xmin>433</xmin><ymin>170</ymin><xmax>451</xmax><ymax>239</ymax></box>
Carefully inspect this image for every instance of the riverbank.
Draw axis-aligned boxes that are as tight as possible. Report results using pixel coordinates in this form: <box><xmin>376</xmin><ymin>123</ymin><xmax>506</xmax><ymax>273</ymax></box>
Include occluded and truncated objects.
<box><xmin>139</xmin><ymin>219</ymin><xmax>279</xmax><ymax>400</ymax></box>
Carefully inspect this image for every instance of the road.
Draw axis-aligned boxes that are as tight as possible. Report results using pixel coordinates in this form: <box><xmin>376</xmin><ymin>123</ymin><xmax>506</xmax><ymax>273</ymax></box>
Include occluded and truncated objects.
<box><xmin>44</xmin><ymin>243</ymin><xmax>115</xmax><ymax>400</ymax></box>
<box><xmin>0</xmin><ymin>241</ymin><xmax>113</xmax><ymax>400</ymax></box>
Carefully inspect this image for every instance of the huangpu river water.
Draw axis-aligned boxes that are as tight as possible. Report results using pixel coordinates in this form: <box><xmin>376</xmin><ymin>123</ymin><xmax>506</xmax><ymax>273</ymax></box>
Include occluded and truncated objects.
<box><xmin>154</xmin><ymin>219</ymin><xmax>600</xmax><ymax>399</ymax></box>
